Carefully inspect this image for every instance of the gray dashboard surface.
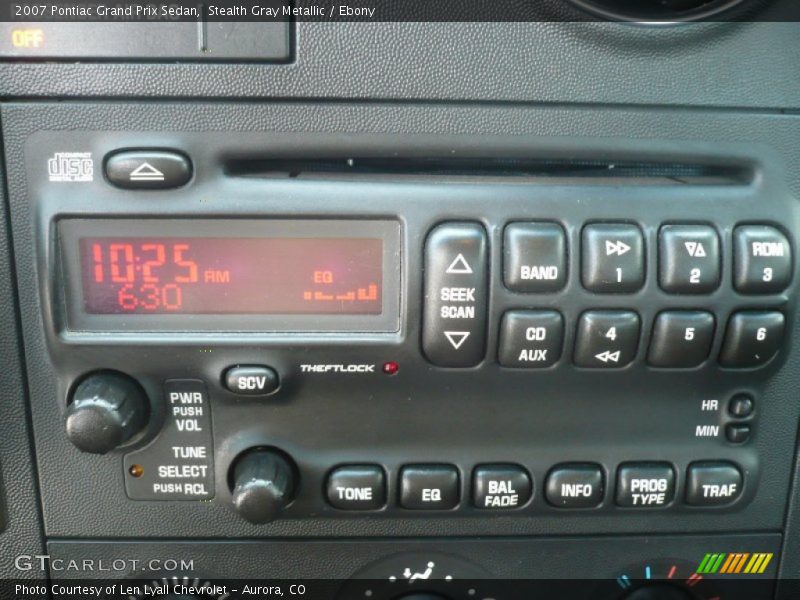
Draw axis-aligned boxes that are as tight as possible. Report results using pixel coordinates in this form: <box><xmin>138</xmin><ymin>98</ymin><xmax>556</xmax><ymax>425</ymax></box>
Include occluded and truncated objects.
<box><xmin>0</xmin><ymin>23</ymin><xmax>799</xmax><ymax>109</ymax></box>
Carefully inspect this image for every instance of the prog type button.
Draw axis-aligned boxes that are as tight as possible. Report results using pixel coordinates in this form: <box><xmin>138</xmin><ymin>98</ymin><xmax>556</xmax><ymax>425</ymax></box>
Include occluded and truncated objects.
<box><xmin>223</xmin><ymin>365</ymin><xmax>279</xmax><ymax>396</ymax></box>
<box><xmin>616</xmin><ymin>463</ymin><xmax>675</xmax><ymax>508</ymax></box>
<box><xmin>105</xmin><ymin>150</ymin><xmax>192</xmax><ymax>190</ymax></box>
<box><xmin>686</xmin><ymin>461</ymin><xmax>743</xmax><ymax>506</ymax></box>
<box><xmin>574</xmin><ymin>310</ymin><xmax>640</xmax><ymax>368</ymax></box>
<box><xmin>326</xmin><ymin>465</ymin><xmax>386</xmax><ymax>510</ymax></box>
<box><xmin>733</xmin><ymin>225</ymin><xmax>792</xmax><ymax>293</ymax></box>
<box><xmin>422</xmin><ymin>222</ymin><xmax>488</xmax><ymax>367</ymax></box>
<box><xmin>472</xmin><ymin>464</ymin><xmax>532</xmax><ymax>509</ymax></box>
<box><xmin>504</xmin><ymin>222</ymin><xmax>567</xmax><ymax>292</ymax></box>
<box><xmin>659</xmin><ymin>225</ymin><xmax>721</xmax><ymax>294</ymax></box>
<box><xmin>400</xmin><ymin>465</ymin><xmax>460</xmax><ymax>510</ymax></box>
<box><xmin>545</xmin><ymin>463</ymin><xmax>604</xmax><ymax>508</ymax></box>
<box><xmin>582</xmin><ymin>223</ymin><xmax>645</xmax><ymax>293</ymax></box>
<box><xmin>719</xmin><ymin>311</ymin><xmax>785</xmax><ymax>368</ymax></box>
<box><xmin>498</xmin><ymin>310</ymin><xmax>563</xmax><ymax>368</ymax></box>
<box><xmin>647</xmin><ymin>311</ymin><xmax>715</xmax><ymax>368</ymax></box>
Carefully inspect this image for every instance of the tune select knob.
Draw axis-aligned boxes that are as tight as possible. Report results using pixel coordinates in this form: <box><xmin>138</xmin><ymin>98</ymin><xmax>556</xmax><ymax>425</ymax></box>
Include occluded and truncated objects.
<box><xmin>231</xmin><ymin>449</ymin><xmax>295</xmax><ymax>524</ymax></box>
<box><xmin>65</xmin><ymin>372</ymin><xmax>149</xmax><ymax>454</ymax></box>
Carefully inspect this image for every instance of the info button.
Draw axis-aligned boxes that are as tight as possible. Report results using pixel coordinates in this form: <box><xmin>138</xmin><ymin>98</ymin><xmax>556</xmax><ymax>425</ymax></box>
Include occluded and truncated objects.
<box><xmin>223</xmin><ymin>365</ymin><xmax>280</xmax><ymax>396</ymax></box>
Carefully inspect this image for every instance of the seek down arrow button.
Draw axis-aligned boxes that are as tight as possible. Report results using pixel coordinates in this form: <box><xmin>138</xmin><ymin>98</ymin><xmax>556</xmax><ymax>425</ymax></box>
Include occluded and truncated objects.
<box><xmin>422</xmin><ymin>222</ymin><xmax>488</xmax><ymax>367</ymax></box>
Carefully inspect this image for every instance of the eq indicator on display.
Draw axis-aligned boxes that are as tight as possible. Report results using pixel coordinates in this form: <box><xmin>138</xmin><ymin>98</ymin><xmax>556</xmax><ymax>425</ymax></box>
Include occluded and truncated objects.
<box><xmin>79</xmin><ymin>237</ymin><xmax>383</xmax><ymax>315</ymax></box>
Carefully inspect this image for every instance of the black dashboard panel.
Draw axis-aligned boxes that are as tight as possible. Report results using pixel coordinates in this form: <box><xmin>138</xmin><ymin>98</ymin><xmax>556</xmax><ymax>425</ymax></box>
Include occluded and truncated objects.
<box><xmin>2</xmin><ymin>15</ymin><xmax>800</xmax><ymax>600</ymax></box>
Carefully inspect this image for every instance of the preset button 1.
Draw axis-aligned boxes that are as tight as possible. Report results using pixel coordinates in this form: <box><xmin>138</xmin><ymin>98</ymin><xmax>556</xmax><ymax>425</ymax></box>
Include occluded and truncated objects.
<box><xmin>582</xmin><ymin>223</ymin><xmax>645</xmax><ymax>293</ymax></box>
<box><xmin>422</xmin><ymin>222</ymin><xmax>488</xmax><ymax>367</ymax></box>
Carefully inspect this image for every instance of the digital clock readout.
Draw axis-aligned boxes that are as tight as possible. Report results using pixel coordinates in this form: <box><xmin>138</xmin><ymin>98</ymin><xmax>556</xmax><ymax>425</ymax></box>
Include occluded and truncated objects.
<box><xmin>79</xmin><ymin>237</ymin><xmax>383</xmax><ymax>315</ymax></box>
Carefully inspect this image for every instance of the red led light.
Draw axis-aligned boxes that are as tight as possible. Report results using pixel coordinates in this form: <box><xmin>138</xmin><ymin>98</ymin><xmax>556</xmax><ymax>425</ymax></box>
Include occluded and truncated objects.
<box><xmin>382</xmin><ymin>361</ymin><xmax>400</xmax><ymax>376</ymax></box>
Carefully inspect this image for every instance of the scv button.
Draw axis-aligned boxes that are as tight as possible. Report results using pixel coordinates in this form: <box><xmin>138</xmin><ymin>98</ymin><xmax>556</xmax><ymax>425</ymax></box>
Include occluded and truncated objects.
<box><xmin>224</xmin><ymin>365</ymin><xmax>280</xmax><ymax>396</ymax></box>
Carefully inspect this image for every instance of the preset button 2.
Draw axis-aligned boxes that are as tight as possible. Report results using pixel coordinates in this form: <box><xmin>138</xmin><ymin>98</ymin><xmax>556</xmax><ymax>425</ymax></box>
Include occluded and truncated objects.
<box><xmin>659</xmin><ymin>225</ymin><xmax>720</xmax><ymax>294</ymax></box>
<box><xmin>422</xmin><ymin>222</ymin><xmax>488</xmax><ymax>367</ymax></box>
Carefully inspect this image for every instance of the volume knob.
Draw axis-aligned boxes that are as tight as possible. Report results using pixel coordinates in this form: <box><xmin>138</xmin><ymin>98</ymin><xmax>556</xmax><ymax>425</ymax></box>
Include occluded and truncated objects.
<box><xmin>65</xmin><ymin>372</ymin><xmax>149</xmax><ymax>454</ymax></box>
<box><xmin>231</xmin><ymin>449</ymin><xmax>295</xmax><ymax>524</ymax></box>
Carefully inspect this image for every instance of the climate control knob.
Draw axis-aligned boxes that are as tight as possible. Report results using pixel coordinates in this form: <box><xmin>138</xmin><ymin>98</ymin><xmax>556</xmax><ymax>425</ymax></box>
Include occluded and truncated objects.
<box><xmin>622</xmin><ymin>584</ymin><xmax>694</xmax><ymax>600</ymax></box>
<box><xmin>65</xmin><ymin>371</ymin><xmax>149</xmax><ymax>454</ymax></box>
<box><xmin>230</xmin><ymin>449</ymin><xmax>295</xmax><ymax>524</ymax></box>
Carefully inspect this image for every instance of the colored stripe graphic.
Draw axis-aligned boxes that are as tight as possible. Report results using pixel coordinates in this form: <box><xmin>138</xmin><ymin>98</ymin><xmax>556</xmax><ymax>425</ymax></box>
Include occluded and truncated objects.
<box><xmin>697</xmin><ymin>553</ymin><xmax>774</xmax><ymax>575</ymax></box>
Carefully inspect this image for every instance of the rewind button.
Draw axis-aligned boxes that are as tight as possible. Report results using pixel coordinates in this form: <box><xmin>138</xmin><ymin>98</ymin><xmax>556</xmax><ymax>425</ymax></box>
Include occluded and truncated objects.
<box><xmin>574</xmin><ymin>310</ymin><xmax>641</xmax><ymax>368</ymax></box>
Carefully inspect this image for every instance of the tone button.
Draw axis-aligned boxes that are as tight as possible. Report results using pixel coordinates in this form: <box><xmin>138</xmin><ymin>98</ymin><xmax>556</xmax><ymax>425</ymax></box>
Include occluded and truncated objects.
<box><xmin>326</xmin><ymin>465</ymin><xmax>386</xmax><ymax>511</ymax></box>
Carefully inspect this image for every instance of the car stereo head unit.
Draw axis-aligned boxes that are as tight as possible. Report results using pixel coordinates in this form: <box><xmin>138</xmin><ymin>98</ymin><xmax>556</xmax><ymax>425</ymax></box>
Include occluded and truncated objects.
<box><xmin>58</xmin><ymin>219</ymin><xmax>402</xmax><ymax>333</ymax></box>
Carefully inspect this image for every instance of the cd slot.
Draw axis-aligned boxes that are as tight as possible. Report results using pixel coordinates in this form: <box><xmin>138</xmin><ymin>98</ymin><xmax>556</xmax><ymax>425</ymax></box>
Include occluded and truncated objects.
<box><xmin>225</xmin><ymin>157</ymin><xmax>753</xmax><ymax>185</ymax></box>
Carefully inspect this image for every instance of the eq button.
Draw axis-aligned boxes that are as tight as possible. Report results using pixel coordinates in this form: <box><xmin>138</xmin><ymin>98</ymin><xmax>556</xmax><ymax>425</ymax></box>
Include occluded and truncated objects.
<box><xmin>223</xmin><ymin>365</ymin><xmax>280</xmax><ymax>396</ymax></box>
<box><xmin>422</xmin><ymin>222</ymin><xmax>488</xmax><ymax>367</ymax></box>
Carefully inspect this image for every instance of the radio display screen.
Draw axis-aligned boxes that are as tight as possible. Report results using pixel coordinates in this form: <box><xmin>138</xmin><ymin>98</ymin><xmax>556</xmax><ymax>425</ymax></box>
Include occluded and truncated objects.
<box><xmin>80</xmin><ymin>237</ymin><xmax>382</xmax><ymax>315</ymax></box>
<box><xmin>59</xmin><ymin>219</ymin><xmax>401</xmax><ymax>333</ymax></box>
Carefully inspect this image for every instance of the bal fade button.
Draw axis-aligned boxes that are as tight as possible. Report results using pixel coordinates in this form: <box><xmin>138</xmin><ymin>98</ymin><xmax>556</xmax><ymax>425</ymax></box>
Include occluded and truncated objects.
<box><xmin>473</xmin><ymin>464</ymin><xmax>532</xmax><ymax>509</ymax></box>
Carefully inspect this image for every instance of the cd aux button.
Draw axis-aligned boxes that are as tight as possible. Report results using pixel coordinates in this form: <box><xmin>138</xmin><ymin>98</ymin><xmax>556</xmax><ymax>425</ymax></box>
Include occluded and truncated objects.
<box><xmin>422</xmin><ymin>222</ymin><xmax>488</xmax><ymax>367</ymax></box>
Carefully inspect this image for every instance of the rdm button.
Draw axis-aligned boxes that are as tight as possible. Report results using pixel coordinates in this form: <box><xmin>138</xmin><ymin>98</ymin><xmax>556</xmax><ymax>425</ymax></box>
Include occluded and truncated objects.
<box><xmin>105</xmin><ymin>150</ymin><xmax>192</xmax><ymax>190</ymax></box>
<box><xmin>422</xmin><ymin>222</ymin><xmax>488</xmax><ymax>367</ymax></box>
